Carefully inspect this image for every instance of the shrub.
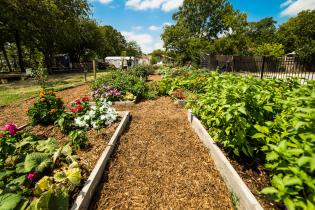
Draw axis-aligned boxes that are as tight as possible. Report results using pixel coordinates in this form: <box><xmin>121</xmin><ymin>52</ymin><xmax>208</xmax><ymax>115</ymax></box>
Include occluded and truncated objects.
<box><xmin>28</xmin><ymin>90</ymin><xmax>65</xmax><ymax>125</ymax></box>
<box><xmin>91</xmin><ymin>70</ymin><xmax>145</xmax><ymax>100</ymax></box>
<box><xmin>128</xmin><ymin>64</ymin><xmax>152</xmax><ymax>78</ymax></box>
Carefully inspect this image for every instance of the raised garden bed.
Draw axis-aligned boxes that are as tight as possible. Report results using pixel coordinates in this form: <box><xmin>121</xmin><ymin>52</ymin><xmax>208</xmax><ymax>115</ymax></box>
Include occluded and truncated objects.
<box><xmin>0</xmin><ymin>89</ymin><xmax>130</xmax><ymax>210</ymax></box>
<box><xmin>188</xmin><ymin>110</ymin><xmax>263</xmax><ymax>210</ymax></box>
<box><xmin>0</xmin><ymin>111</ymin><xmax>129</xmax><ymax>210</ymax></box>
<box><xmin>71</xmin><ymin>111</ymin><xmax>130</xmax><ymax>210</ymax></box>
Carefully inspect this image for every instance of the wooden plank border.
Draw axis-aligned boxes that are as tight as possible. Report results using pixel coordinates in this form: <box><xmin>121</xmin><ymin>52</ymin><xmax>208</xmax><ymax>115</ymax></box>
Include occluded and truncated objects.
<box><xmin>71</xmin><ymin>111</ymin><xmax>130</xmax><ymax>210</ymax></box>
<box><xmin>188</xmin><ymin>110</ymin><xmax>263</xmax><ymax>210</ymax></box>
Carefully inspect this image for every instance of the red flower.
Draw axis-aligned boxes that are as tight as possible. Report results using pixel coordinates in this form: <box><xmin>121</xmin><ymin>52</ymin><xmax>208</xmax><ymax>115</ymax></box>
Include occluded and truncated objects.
<box><xmin>81</xmin><ymin>96</ymin><xmax>89</xmax><ymax>102</ymax></box>
<box><xmin>0</xmin><ymin>133</ymin><xmax>4</xmax><ymax>137</ymax></box>
<box><xmin>71</xmin><ymin>105</ymin><xmax>83</xmax><ymax>113</ymax></box>
<box><xmin>74</xmin><ymin>99</ymin><xmax>81</xmax><ymax>104</ymax></box>
<box><xmin>76</xmin><ymin>105</ymin><xmax>83</xmax><ymax>112</ymax></box>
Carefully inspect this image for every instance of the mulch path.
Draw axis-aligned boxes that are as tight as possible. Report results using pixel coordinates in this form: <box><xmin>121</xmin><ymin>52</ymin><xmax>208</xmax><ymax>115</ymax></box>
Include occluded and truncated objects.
<box><xmin>148</xmin><ymin>74</ymin><xmax>162</xmax><ymax>81</ymax></box>
<box><xmin>90</xmin><ymin>97</ymin><xmax>232</xmax><ymax>209</ymax></box>
<box><xmin>0</xmin><ymin>84</ymin><xmax>91</xmax><ymax>127</ymax></box>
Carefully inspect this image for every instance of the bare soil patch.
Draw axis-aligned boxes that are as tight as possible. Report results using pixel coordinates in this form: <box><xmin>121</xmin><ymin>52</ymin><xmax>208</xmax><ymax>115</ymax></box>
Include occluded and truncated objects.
<box><xmin>90</xmin><ymin>97</ymin><xmax>232</xmax><ymax>209</ymax></box>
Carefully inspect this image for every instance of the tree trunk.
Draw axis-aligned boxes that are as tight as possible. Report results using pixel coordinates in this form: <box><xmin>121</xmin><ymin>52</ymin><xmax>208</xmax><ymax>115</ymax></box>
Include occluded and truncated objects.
<box><xmin>14</xmin><ymin>31</ymin><xmax>26</xmax><ymax>73</ymax></box>
<box><xmin>1</xmin><ymin>43</ymin><xmax>12</xmax><ymax>72</ymax></box>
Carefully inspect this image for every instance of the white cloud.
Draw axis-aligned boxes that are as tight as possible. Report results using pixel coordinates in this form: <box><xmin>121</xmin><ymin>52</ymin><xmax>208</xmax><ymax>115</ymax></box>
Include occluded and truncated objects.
<box><xmin>125</xmin><ymin>0</ymin><xmax>183</xmax><ymax>12</ymax></box>
<box><xmin>122</xmin><ymin>31</ymin><xmax>154</xmax><ymax>53</ymax></box>
<box><xmin>122</xmin><ymin>31</ymin><xmax>164</xmax><ymax>53</ymax></box>
<box><xmin>163</xmin><ymin>22</ymin><xmax>172</xmax><ymax>26</ymax></box>
<box><xmin>161</xmin><ymin>0</ymin><xmax>183</xmax><ymax>12</ymax></box>
<box><xmin>149</xmin><ymin>25</ymin><xmax>162</xmax><ymax>31</ymax></box>
<box><xmin>280</xmin><ymin>0</ymin><xmax>315</xmax><ymax>17</ymax></box>
<box><xmin>154</xmin><ymin>41</ymin><xmax>164</xmax><ymax>50</ymax></box>
<box><xmin>90</xmin><ymin>0</ymin><xmax>113</xmax><ymax>4</ymax></box>
<box><xmin>281</xmin><ymin>0</ymin><xmax>294</xmax><ymax>8</ymax></box>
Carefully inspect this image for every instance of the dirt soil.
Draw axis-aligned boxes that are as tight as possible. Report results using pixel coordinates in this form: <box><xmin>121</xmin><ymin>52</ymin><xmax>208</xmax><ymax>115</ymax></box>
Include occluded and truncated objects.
<box><xmin>0</xmin><ymin>84</ymin><xmax>91</xmax><ymax>126</ymax></box>
<box><xmin>90</xmin><ymin>97</ymin><xmax>232</xmax><ymax>210</ymax></box>
<box><xmin>226</xmin><ymin>155</ymin><xmax>282</xmax><ymax>210</ymax></box>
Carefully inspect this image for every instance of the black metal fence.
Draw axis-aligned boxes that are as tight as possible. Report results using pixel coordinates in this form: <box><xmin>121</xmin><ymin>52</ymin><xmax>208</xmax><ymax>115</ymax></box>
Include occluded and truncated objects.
<box><xmin>200</xmin><ymin>55</ymin><xmax>315</xmax><ymax>80</ymax></box>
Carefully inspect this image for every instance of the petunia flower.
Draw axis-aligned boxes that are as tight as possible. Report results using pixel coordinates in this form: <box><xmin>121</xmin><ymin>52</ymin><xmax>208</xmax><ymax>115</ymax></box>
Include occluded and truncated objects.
<box><xmin>26</xmin><ymin>171</ymin><xmax>38</xmax><ymax>182</ymax></box>
<box><xmin>2</xmin><ymin>123</ymin><xmax>18</xmax><ymax>136</ymax></box>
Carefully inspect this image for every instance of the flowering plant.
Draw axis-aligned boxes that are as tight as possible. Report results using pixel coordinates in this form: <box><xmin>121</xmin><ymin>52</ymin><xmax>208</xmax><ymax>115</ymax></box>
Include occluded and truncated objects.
<box><xmin>70</xmin><ymin>96</ymin><xmax>90</xmax><ymax>115</ymax></box>
<box><xmin>92</xmin><ymin>84</ymin><xmax>122</xmax><ymax>101</ymax></box>
<box><xmin>0</xmin><ymin>124</ymin><xmax>18</xmax><ymax>167</ymax></box>
<box><xmin>26</xmin><ymin>171</ymin><xmax>38</xmax><ymax>182</ymax></box>
<box><xmin>1</xmin><ymin>123</ymin><xmax>18</xmax><ymax>136</ymax></box>
<box><xmin>74</xmin><ymin>98</ymin><xmax>118</xmax><ymax>129</ymax></box>
<box><xmin>28</xmin><ymin>89</ymin><xmax>65</xmax><ymax>125</ymax></box>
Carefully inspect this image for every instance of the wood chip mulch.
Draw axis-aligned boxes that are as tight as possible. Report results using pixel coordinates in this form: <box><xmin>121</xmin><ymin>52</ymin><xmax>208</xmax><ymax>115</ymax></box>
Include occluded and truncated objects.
<box><xmin>147</xmin><ymin>74</ymin><xmax>162</xmax><ymax>81</ymax></box>
<box><xmin>90</xmin><ymin>97</ymin><xmax>233</xmax><ymax>210</ymax></box>
<box><xmin>0</xmin><ymin>84</ymin><xmax>91</xmax><ymax>126</ymax></box>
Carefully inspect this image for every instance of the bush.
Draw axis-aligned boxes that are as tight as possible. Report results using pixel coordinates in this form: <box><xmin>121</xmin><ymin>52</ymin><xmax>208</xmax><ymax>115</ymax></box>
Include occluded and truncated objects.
<box><xmin>128</xmin><ymin>64</ymin><xmax>152</xmax><ymax>78</ymax></box>
<box><xmin>91</xmin><ymin>70</ymin><xmax>145</xmax><ymax>100</ymax></box>
<box><xmin>28</xmin><ymin>90</ymin><xmax>65</xmax><ymax>125</ymax></box>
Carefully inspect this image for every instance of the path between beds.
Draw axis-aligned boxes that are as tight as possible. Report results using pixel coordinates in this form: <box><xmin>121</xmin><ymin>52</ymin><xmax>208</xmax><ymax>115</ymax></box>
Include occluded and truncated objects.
<box><xmin>90</xmin><ymin>97</ymin><xmax>233</xmax><ymax>209</ymax></box>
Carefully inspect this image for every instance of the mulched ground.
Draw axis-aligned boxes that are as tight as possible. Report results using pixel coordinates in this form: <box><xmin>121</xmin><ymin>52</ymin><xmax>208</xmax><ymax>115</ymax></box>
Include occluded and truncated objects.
<box><xmin>147</xmin><ymin>74</ymin><xmax>162</xmax><ymax>81</ymax></box>
<box><xmin>0</xmin><ymin>84</ymin><xmax>91</xmax><ymax>126</ymax></box>
<box><xmin>1</xmin><ymin>83</ymin><xmax>276</xmax><ymax>209</ymax></box>
<box><xmin>90</xmin><ymin>97</ymin><xmax>232</xmax><ymax>210</ymax></box>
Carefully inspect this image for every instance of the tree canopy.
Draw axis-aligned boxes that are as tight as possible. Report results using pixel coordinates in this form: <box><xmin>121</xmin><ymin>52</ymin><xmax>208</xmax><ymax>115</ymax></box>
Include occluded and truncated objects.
<box><xmin>0</xmin><ymin>0</ymin><xmax>142</xmax><ymax>72</ymax></box>
<box><xmin>161</xmin><ymin>0</ymin><xmax>315</xmax><ymax>66</ymax></box>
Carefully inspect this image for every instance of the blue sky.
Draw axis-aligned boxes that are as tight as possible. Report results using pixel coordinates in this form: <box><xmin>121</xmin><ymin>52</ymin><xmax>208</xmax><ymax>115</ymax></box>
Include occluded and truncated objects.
<box><xmin>89</xmin><ymin>0</ymin><xmax>315</xmax><ymax>53</ymax></box>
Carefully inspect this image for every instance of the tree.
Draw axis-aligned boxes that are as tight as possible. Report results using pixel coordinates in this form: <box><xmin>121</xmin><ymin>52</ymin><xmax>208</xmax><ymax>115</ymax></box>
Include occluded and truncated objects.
<box><xmin>161</xmin><ymin>0</ymin><xmax>247</xmax><ymax>64</ymax></box>
<box><xmin>125</xmin><ymin>41</ymin><xmax>142</xmax><ymax>57</ymax></box>
<box><xmin>253</xmin><ymin>43</ymin><xmax>285</xmax><ymax>57</ymax></box>
<box><xmin>0</xmin><ymin>0</ymin><xmax>90</xmax><ymax>69</ymax></box>
<box><xmin>98</xmin><ymin>25</ymin><xmax>127</xmax><ymax>58</ymax></box>
<box><xmin>278</xmin><ymin>10</ymin><xmax>315</xmax><ymax>63</ymax></box>
<box><xmin>247</xmin><ymin>17</ymin><xmax>277</xmax><ymax>46</ymax></box>
<box><xmin>173</xmin><ymin>0</ymin><xmax>245</xmax><ymax>40</ymax></box>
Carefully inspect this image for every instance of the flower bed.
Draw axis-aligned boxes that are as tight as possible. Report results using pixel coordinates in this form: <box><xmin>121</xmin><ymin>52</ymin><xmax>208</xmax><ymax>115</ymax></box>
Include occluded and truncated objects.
<box><xmin>91</xmin><ymin>69</ymin><xmax>147</xmax><ymax>103</ymax></box>
<box><xmin>0</xmin><ymin>90</ymin><xmax>125</xmax><ymax>210</ymax></box>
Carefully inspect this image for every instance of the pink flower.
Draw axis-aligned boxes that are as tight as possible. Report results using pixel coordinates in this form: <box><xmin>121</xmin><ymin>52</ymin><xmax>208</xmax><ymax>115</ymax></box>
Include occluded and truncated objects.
<box><xmin>26</xmin><ymin>171</ymin><xmax>38</xmax><ymax>182</ymax></box>
<box><xmin>2</xmin><ymin>123</ymin><xmax>18</xmax><ymax>136</ymax></box>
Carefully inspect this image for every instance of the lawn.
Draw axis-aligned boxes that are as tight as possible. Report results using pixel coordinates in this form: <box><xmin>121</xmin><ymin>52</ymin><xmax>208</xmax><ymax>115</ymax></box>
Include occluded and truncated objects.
<box><xmin>0</xmin><ymin>72</ymin><xmax>108</xmax><ymax>106</ymax></box>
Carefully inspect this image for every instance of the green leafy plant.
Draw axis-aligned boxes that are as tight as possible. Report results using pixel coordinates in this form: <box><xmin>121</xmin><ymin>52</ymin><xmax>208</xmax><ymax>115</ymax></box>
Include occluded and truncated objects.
<box><xmin>68</xmin><ymin>130</ymin><xmax>88</xmax><ymax>150</ymax></box>
<box><xmin>55</xmin><ymin>113</ymin><xmax>75</xmax><ymax>134</ymax></box>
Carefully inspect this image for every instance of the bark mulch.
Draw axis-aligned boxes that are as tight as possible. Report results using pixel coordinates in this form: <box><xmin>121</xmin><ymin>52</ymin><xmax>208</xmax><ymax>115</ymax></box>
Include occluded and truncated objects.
<box><xmin>148</xmin><ymin>74</ymin><xmax>162</xmax><ymax>81</ymax></box>
<box><xmin>90</xmin><ymin>97</ymin><xmax>233</xmax><ymax>210</ymax></box>
<box><xmin>0</xmin><ymin>84</ymin><xmax>91</xmax><ymax>126</ymax></box>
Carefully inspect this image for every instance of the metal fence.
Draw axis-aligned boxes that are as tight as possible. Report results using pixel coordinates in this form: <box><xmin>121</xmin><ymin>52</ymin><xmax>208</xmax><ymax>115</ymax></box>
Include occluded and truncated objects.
<box><xmin>200</xmin><ymin>55</ymin><xmax>315</xmax><ymax>80</ymax></box>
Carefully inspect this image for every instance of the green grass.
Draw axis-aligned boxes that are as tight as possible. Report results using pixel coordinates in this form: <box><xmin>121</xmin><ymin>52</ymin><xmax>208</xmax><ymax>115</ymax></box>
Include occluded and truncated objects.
<box><xmin>0</xmin><ymin>72</ymin><xmax>108</xmax><ymax>106</ymax></box>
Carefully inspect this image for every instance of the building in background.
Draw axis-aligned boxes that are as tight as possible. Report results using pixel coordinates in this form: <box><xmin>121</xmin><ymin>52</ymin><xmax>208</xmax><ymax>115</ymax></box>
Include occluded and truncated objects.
<box><xmin>105</xmin><ymin>56</ymin><xmax>136</xmax><ymax>69</ymax></box>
